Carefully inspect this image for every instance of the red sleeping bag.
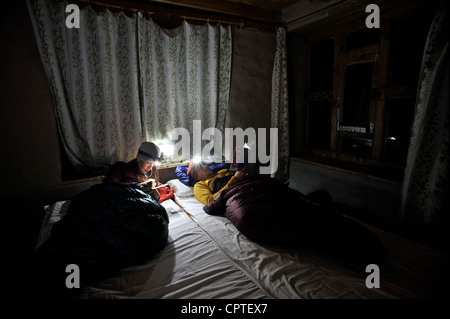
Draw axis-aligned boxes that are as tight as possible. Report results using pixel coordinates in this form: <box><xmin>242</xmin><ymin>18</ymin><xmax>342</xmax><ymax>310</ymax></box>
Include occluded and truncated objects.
<box><xmin>204</xmin><ymin>176</ymin><xmax>387</xmax><ymax>269</ymax></box>
<box><xmin>157</xmin><ymin>183</ymin><xmax>174</xmax><ymax>203</ymax></box>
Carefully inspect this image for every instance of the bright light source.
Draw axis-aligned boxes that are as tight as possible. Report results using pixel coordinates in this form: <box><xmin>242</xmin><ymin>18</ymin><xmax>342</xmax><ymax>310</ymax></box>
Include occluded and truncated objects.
<box><xmin>192</xmin><ymin>156</ymin><xmax>202</xmax><ymax>163</ymax></box>
<box><xmin>155</xmin><ymin>140</ymin><xmax>174</xmax><ymax>161</ymax></box>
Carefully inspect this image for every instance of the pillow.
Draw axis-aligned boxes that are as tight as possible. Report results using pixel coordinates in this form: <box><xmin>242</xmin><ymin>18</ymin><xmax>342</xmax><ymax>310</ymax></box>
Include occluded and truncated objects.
<box><xmin>166</xmin><ymin>179</ymin><xmax>195</xmax><ymax>198</ymax></box>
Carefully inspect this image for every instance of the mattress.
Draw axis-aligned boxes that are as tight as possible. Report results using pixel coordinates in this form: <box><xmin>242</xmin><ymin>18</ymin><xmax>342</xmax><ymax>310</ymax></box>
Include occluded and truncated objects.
<box><xmin>37</xmin><ymin>179</ymin><xmax>449</xmax><ymax>299</ymax></box>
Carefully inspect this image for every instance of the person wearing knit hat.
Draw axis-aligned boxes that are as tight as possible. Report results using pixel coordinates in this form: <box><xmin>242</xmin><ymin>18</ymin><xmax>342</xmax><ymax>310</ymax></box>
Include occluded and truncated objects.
<box><xmin>136</xmin><ymin>141</ymin><xmax>161</xmax><ymax>163</ymax></box>
<box><xmin>102</xmin><ymin>142</ymin><xmax>161</xmax><ymax>200</ymax></box>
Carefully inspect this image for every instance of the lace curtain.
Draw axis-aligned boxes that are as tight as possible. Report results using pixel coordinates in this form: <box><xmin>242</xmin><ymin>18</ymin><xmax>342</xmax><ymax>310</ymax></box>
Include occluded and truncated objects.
<box><xmin>271</xmin><ymin>27</ymin><xmax>289</xmax><ymax>182</ymax></box>
<box><xmin>400</xmin><ymin>2</ymin><xmax>449</xmax><ymax>240</ymax></box>
<box><xmin>26</xmin><ymin>0</ymin><xmax>231</xmax><ymax>170</ymax></box>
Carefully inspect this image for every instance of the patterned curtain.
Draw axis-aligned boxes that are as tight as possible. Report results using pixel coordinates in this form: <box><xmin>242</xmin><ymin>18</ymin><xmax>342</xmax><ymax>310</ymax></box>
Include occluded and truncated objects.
<box><xmin>137</xmin><ymin>17</ymin><xmax>232</xmax><ymax>147</ymax></box>
<box><xmin>271</xmin><ymin>27</ymin><xmax>289</xmax><ymax>182</ymax></box>
<box><xmin>400</xmin><ymin>2</ymin><xmax>449</xmax><ymax>238</ymax></box>
<box><xmin>26</xmin><ymin>0</ymin><xmax>231</xmax><ymax>170</ymax></box>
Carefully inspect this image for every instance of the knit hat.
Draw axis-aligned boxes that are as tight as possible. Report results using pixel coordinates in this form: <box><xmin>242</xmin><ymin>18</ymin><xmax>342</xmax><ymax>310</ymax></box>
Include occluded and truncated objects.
<box><xmin>136</xmin><ymin>142</ymin><xmax>160</xmax><ymax>163</ymax></box>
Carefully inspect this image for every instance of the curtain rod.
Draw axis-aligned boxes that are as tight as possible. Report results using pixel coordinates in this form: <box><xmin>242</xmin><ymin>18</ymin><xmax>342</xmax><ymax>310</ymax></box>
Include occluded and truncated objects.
<box><xmin>285</xmin><ymin>0</ymin><xmax>354</xmax><ymax>31</ymax></box>
<box><xmin>76</xmin><ymin>0</ymin><xmax>246</xmax><ymax>26</ymax></box>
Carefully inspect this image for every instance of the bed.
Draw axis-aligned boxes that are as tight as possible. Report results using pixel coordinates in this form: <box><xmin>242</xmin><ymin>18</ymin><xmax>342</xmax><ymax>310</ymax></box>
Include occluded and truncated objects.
<box><xmin>35</xmin><ymin>178</ymin><xmax>448</xmax><ymax>299</ymax></box>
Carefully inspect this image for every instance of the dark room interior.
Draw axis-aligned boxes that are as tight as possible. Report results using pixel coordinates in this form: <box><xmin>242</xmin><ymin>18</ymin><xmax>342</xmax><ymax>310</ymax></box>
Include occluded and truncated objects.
<box><xmin>0</xmin><ymin>0</ymin><xmax>448</xmax><ymax>301</ymax></box>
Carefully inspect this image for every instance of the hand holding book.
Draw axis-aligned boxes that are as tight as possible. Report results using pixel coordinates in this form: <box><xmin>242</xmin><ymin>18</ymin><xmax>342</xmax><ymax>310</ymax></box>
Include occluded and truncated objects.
<box><xmin>141</xmin><ymin>178</ymin><xmax>156</xmax><ymax>188</ymax></box>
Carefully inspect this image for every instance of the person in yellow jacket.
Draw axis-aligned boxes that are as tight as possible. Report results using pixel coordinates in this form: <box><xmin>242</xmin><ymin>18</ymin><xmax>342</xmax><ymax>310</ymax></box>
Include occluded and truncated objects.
<box><xmin>188</xmin><ymin>162</ymin><xmax>248</xmax><ymax>205</ymax></box>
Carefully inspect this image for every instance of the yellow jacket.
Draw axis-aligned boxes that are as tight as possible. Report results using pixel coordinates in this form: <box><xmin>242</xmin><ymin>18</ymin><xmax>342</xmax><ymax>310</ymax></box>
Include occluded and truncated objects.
<box><xmin>194</xmin><ymin>169</ymin><xmax>240</xmax><ymax>205</ymax></box>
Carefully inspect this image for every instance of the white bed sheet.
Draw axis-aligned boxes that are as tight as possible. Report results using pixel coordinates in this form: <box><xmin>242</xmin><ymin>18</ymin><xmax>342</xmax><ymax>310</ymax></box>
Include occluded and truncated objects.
<box><xmin>171</xmin><ymin>183</ymin><xmax>449</xmax><ymax>299</ymax></box>
<box><xmin>40</xmin><ymin>198</ymin><xmax>270</xmax><ymax>299</ymax></box>
<box><xmin>38</xmin><ymin>180</ymin><xmax>449</xmax><ymax>299</ymax></box>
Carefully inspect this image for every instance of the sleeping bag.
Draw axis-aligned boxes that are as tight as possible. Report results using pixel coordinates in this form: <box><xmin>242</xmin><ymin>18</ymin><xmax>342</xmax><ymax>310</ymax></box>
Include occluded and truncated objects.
<box><xmin>6</xmin><ymin>184</ymin><xmax>169</xmax><ymax>298</ymax></box>
<box><xmin>204</xmin><ymin>176</ymin><xmax>387</xmax><ymax>269</ymax></box>
<box><xmin>175</xmin><ymin>162</ymin><xmax>229</xmax><ymax>186</ymax></box>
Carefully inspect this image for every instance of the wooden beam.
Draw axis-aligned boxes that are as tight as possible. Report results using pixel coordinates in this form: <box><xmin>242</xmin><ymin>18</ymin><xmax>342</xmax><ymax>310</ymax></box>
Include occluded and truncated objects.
<box><xmin>282</xmin><ymin>0</ymin><xmax>345</xmax><ymax>24</ymax></box>
<box><xmin>146</xmin><ymin>0</ymin><xmax>280</xmax><ymax>23</ymax></box>
<box><xmin>74</xmin><ymin>0</ymin><xmax>279</xmax><ymax>30</ymax></box>
<box><xmin>285</xmin><ymin>0</ymin><xmax>429</xmax><ymax>35</ymax></box>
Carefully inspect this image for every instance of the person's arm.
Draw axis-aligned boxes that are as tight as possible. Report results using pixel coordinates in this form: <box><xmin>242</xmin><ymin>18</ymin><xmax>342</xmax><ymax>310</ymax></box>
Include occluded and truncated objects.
<box><xmin>194</xmin><ymin>175</ymin><xmax>241</xmax><ymax>205</ymax></box>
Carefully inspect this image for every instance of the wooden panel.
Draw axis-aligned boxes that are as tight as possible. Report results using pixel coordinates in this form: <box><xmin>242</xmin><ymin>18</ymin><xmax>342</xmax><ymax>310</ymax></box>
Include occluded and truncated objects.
<box><xmin>372</xmin><ymin>19</ymin><xmax>390</xmax><ymax>159</ymax></box>
<box><xmin>157</xmin><ymin>166</ymin><xmax>179</xmax><ymax>184</ymax></box>
<box><xmin>282</xmin><ymin>0</ymin><xmax>344</xmax><ymax>25</ymax></box>
<box><xmin>286</xmin><ymin>0</ymin><xmax>429</xmax><ymax>35</ymax></box>
<box><xmin>75</xmin><ymin>0</ymin><xmax>283</xmax><ymax>29</ymax></box>
<box><xmin>330</xmin><ymin>33</ymin><xmax>342</xmax><ymax>152</ymax></box>
<box><xmin>228</xmin><ymin>0</ymin><xmax>300</xmax><ymax>11</ymax></box>
<box><xmin>148</xmin><ymin>0</ymin><xmax>280</xmax><ymax>23</ymax></box>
